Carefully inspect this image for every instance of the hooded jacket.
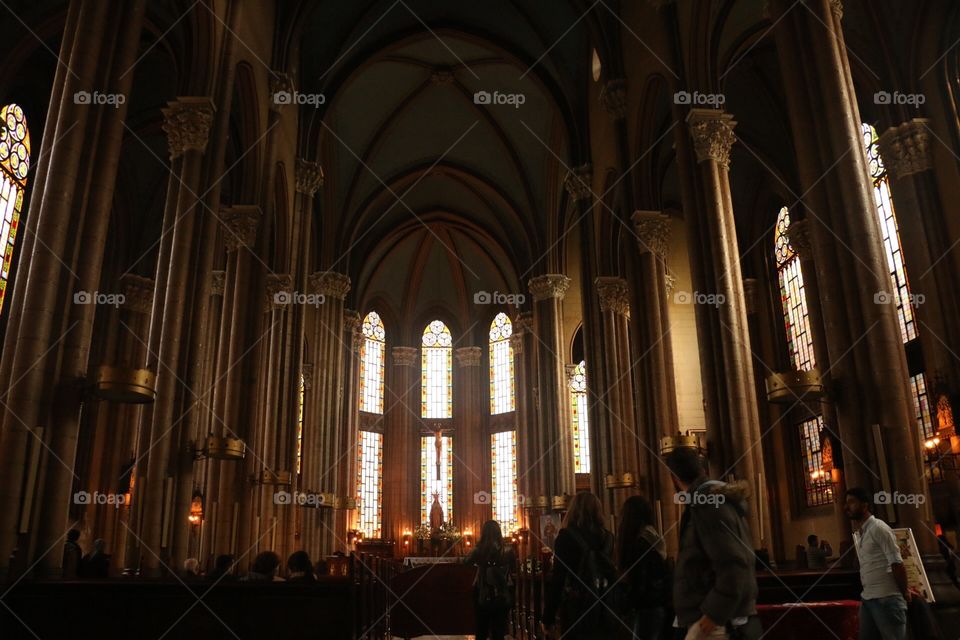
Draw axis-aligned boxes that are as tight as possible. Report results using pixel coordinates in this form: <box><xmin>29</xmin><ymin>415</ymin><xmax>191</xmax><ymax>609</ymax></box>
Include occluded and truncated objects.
<box><xmin>673</xmin><ymin>477</ymin><xmax>758</xmax><ymax>627</ymax></box>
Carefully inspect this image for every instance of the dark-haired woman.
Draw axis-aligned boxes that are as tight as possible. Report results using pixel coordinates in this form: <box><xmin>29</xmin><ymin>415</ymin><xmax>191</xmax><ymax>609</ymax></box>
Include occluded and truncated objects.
<box><xmin>542</xmin><ymin>492</ymin><xmax>616</xmax><ymax>640</ymax></box>
<box><xmin>618</xmin><ymin>496</ymin><xmax>669</xmax><ymax>640</ymax></box>
<box><xmin>464</xmin><ymin>520</ymin><xmax>516</xmax><ymax>640</ymax></box>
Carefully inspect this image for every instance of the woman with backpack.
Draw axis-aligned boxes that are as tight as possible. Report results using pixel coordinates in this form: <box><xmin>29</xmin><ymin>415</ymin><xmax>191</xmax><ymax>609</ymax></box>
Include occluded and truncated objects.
<box><xmin>617</xmin><ymin>496</ymin><xmax>670</xmax><ymax>640</ymax></box>
<box><xmin>542</xmin><ymin>492</ymin><xmax>617</xmax><ymax>639</ymax></box>
<box><xmin>464</xmin><ymin>519</ymin><xmax>516</xmax><ymax>640</ymax></box>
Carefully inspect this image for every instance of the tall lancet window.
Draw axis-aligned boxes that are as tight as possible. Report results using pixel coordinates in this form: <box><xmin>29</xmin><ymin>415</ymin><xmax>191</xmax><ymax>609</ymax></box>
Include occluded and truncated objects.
<box><xmin>359</xmin><ymin>311</ymin><xmax>385</xmax><ymax>414</ymax></box>
<box><xmin>297</xmin><ymin>373</ymin><xmax>304</xmax><ymax>474</ymax></box>
<box><xmin>489</xmin><ymin>313</ymin><xmax>515</xmax><ymax>414</ymax></box>
<box><xmin>421</xmin><ymin>433</ymin><xmax>453</xmax><ymax>525</ymax></box>
<box><xmin>0</xmin><ymin>104</ymin><xmax>30</xmax><ymax>315</ymax></box>
<box><xmin>775</xmin><ymin>206</ymin><xmax>816</xmax><ymax>371</ymax></box>
<box><xmin>421</xmin><ymin>320</ymin><xmax>453</xmax><ymax>418</ymax></box>
<box><xmin>356</xmin><ymin>431</ymin><xmax>383</xmax><ymax>538</ymax></box>
<box><xmin>491</xmin><ymin>430</ymin><xmax>519</xmax><ymax>534</ymax></box>
<box><xmin>569</xmin><ymin>360</ymin><xmax>591</xmax><ymax>474</ymax></box>
<box><xmin>863</xmin><ymin>123</ymin><xmax>935</xmax><ymax>443</ymax></box>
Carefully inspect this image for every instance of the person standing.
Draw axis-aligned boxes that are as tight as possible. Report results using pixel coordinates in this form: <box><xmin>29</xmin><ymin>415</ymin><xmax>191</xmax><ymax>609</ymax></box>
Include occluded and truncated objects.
<box><xmin>62</xmin><ymin>529</ymin><xmax>82</xmax><ymax>579</ymax></box>
<box><xmin>845</xmin><ymin>487</ymin><xmax>909</xmax><ymax>640</ymax></box>
<box><xmin>666</xmin><ymin>447</ymin><xmax>761</xmax><ymax>639</ymax></box>
<box><xmin>806</xmin><ymin>534</ymin><xmax>832</xmax><ymax>570</ymax></box>
<box><xmin>464</xmin><ymin>520</ymin><xmax>515</xmax><ymax>640</ymax></box>
<box><xmin>617</xmin><ymin>495</ymin><xmax>670</xmax><ymax>640</ymax></box>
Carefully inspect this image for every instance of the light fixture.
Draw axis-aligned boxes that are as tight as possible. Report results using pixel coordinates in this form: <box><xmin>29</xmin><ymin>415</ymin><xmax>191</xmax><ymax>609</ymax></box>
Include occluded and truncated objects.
<box><xmin>188</xmin><ymin>490</ymin><xmax>203</xmax><ymax>526</ymax></box>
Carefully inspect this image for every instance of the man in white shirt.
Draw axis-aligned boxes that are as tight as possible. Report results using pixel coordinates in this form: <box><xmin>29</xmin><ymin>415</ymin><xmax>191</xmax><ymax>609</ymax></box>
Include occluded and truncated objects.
<box><xmin>845</xmin><ymin>487</ymin><xmax>909</xmax><ymax>640</ymax></box>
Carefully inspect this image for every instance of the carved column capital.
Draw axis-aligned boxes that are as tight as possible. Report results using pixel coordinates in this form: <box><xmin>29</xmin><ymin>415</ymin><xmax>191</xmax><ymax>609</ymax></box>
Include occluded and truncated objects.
<box><xmin>161</xmin><ymin>97</ymin><xmax>215</xmax><ymax>159</ymax></box>
<box><xmin>296</xmin><ymin>159</ymin><xmax>324</xmax><ymax>196</ymax></box>
<box><xmin>265</xmin><ymin>274</ymin><xmax>293</xmax><ymax>309</ymax></box>
<box><xmin>786</xmin><ymin>218</ymin><xmax>814</xmax><ymax>258</ymax></box>
<box><xmin>301</xmin><ymin>363</ymin><xmax>314</xmax><ymax>389</ymax></box>
<box><xmin>392</xmin><ymin>346</ymin><xmax>418</xmax><ymax>367</ymax></box>
<box><xmin>600</xmin><ymin>79</ymin><xmax>627</xmax><ymax>121</ymax></box>
<box><xmin>686</xmin><ymin>108</ymin><xmax>737</xmax><ymax>170</ymax></box>
<box><xmin>631</xmin><ymin>210</ymin><xmax>671</xmax><ymax>258</ymax></box>
<box><xmin>221</xmin><ymin>205</ymin><xmax>261</xmax><ymax>251</ymax></box>
<box><xmin>344</xmin><ymin>309</ymin><xmax>362</xmax><ymax>352</ymax></box>
<box><xmin>269</xmin><ymin>72</ymin><xmax>295</xmax><ymax>112</ymax></box>
<box><xmin>665</xmin><ymin>272</ymin><xmax>677</xmax><ymax>297</ymax></box>
<box><xmin>878</xmin><ymin>119</ymin><xmax>933</xmax><ymax>180</ymax></box>
<box><xmin>120</xmin><ymin>274</ymin><xmax>154</xmax><ymax>314</ymax></box>
<box><xmin>563</xmin><ymin>165</ymin><xmax>593</xmax><ymax>202</ymax></box>
<box><xmin>509</xmin><ymin>332</ymin><xmax>523</xmax><ymax>355</ymax></box>
<box><xmin>829</xmin><ymin>0</ymin><xmax>843</xmax><ymax>19</ymax></box>
<box><xmin>454</xmin><ymin>346</ymin><xmax>483</xmax><ymax>368</ymax></box>
<box><xmin>210</xmin><ymin>270</ymin><xmax>226</xmax><ymax>297</ymax></box>
<box><xmin>529</xmin><ymin>274</ymin><xmax>571</xmax><ymax>301</ymax></box>
<box><xmin>743</xmin><ymin>278</ymin><xmax>759</xmax><ymax>315</ymax></box>
<box><xmin>595</xmin><ymin>276</ymin><xmax>631</xmax><ymax>317</ymax></box>
<box><xmin>308</xmin><ymin>271</ymin><xmax>351</xmax><ymax>300</ymax></box>
<box><xmin>514</xmin><ymin>311</ymin><xmax>534</xmax><ymax>332</ymax></box>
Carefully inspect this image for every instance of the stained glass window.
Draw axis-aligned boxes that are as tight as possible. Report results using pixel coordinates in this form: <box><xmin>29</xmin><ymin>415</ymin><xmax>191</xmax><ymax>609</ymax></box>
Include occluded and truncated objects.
<box><xmin>863</xmin><ymin>122</ymin><xmax>916</xmax><ymax>343</ymax></box>
<box><xmin>421</xmin><ymin>320</ymin><xmax>453</xmax><ymax>418</ymax></box>
<box><xmin>356</xmin><ymin>430</ymin><xmax>383</xmax><ymax>538</ymax></box>
<box><xmin>909</xmin><ymin>373</ymin><xmax>936</xmax><ymax>441</ymax></box>
<box><xmin>569</xmin><ymin>361</ymin><xmax>591</xmax><ymax>474</ymax></box>
<box><xmin>775</xmin><ymin>207</ymin><xmax>816</xmax><ymax>371</ymax></box>
<box><xmin>420</xmin><ymin>434</ymin><xmax>453</xmax><ymax>524</ymax></box>
<box><xmin>359</xmin><ymin>311</ymin><xmax>386</xmax><ymax>414</ymax></box>
<box><xmin>0</xmin><ymin>104</ymin><xmax>30</xmax><ymax>315</ymax></box>
<box><xmin>799</xmin><ymin>416</ymin><xmax>833</xmax><ymax>507</ymax></box>
<box><xmin>491</xmin><ymin>430</ymin><xmax>519</xmax><ymax>534</ymax></box>
<box><xmin>297</xmin><ymin>373</ymin><xmax>304</xmax><ymax>474</ymax></box>
<box><xmin>489</xmin><ymin>313</ymin><xmax>515</xmax><ymax>414</ymax></box>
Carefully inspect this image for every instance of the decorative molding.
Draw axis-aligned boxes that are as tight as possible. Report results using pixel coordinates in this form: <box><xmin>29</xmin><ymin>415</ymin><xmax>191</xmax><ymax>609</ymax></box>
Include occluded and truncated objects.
<box><xmin>878</xmin><ymin>119</ymin><xmax>933</xmax><ymax>180</ymax></box>
<box><xmin>161</xmin><ymin>97</ymin><xmax>215</xmax><ymax>159</ymax></box>
<box><xmin>528</xmin><ymin>274</ymin><xmax>571</xmax><ymax>301</ymax></box>
<box><xmin>344</xmin><ymin>310</ymin><xmax>362</xmax><ymax>352</ymax></box>
<box><xmin>221</xmin><ymin>205</ymin><xmax>261</xmax><ymax>251</ymax></box>
<box><xmin>269</xmin><ymin>72</ymin><xmax>295</xmax><ymax>112</ymax></box>
<box><xmin>600</xmin><ymin>79</ymin><xmax>627</xmax><ymax>121</ymax></box>
<box><xmin>210</xmin><ymin>270</ymin><xmax>226</xmax><ymax>297</ymax></box>
<box><xmin>295</xmin><ymin>159</ymin><xmax>324</xmax><ymax>196</ymax></box>
<box><xmin>829</xmin><ymin>0</ymin><xmax>843</xmax><ymax>20</ymax></box>
<box><xmin>454</xmin><ymin>346</ymin><xmax>482</xmax><ymax>367</ymax></box>
<box><xmin>743</xmin><ymin>278</ymin><xmax>759</xmax><ymax>315</ymax></box>
<box><xmin>514</xmin><ymin>311</ymin><xmax>533</xmax><ymax>333</ymax></box>
<box><xmin>665</xmin><ymin>272</ymin><xmax>677</xmax><ymax>297</ymax></box>
<box><xmin>265</xmin><ymin>274</ymin><xmax>293</xmax><ymax>309</ymax></box>
<box><xmin>392</xmin><ymin>346</ymin><xmax>418</xmax><ymax>367</ymax></box>
<box><xmin>301</xmin><ymin>363</ymin><xmax>313</xmax><ymax>389</ymax></box>
<box><xmin>631</xmin><ymin>210</ymin><xmax>671</xmax><ymax>258</ymax></box>
<box><xmin>786</xmin><ymin>218</ymin><xmax>813</xmax><ymax>257</ymax></box>
<box><xmin>509</xmin><ymin>332</ymin><xmax>523</xmax><ymax>356</ymax></box>
<box><xmin>565</xmin><ymin>363</ymin><xmax>577</xmax><ymax>383</ymax></box>
<box><xmin>686</xmin><ymin>108</ymin><xmax>737</xmax><ymax>170</ymax></box>
<box><xmin>595</xmin><ymin>276</ymin><xmax>630</xmax><ymax>317</ymax></box>
<box><xmin>308</xmin><ymin>271</ymin><xmax>351</xmax><ymax>299</ymax></box>
<box><xmin>563</xmin><ymin>165</ymin><xmax>593</xmax><ymax>202</ymax></box>
<box><xmin>120</xmin><ymin>274</ymin><xmax>154</xmax><ymax>314</ymax></box>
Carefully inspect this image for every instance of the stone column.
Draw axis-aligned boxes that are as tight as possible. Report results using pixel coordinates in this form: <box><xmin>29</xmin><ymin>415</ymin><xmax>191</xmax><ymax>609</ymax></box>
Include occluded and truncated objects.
<box><xmin>335</xmin><ymin>311</ymin><xmax>362</xmax><ymax>540</ymax></box>
<box><xmin>512</xmin><ymin>313</ymin><xmax>538</xmax><ymax>533</ymax></box>
<box><xmin>631</xmin><ymin>211</ymin><xmax>682</xmax><ymax>553</ymax></box>
<box><xmin>454</xmin><ymin>346</ymin><xmax>487</xmax><ymax>540</ymax></box>
<box><xmin>383</xmin><ymin>346</ymin><xmax>419</xmax><ymax>549</ymax></box>
<box><xmin>686</xmin><ymin>108</ymin><xmax>770</xmax><ymax>548</ymax></box>
<box><xmin>528</xmin><ymin>275</ymin><xmax>575</xmax><ymax>503</ymax></box>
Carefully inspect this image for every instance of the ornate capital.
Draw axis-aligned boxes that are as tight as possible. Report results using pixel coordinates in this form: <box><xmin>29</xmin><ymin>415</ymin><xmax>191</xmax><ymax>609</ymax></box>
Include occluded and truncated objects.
<box><xmin>529</xmin><ymin>274</ymin><xmax>570</xmax><ymax>301</ymax></box>
<box><xmin>509</xmin><ymin>332</ymin><xmax>523</xmax><ymax>355</ymax></box>
<box><xmin>344</xmin><ymin>310</ymin><xmax>362</xmax><ymax>352</ymax></box>
<box><xmin>296</xmin><ymin>159</ymin><xmax>324</xmax><ymax>196</ymax></box>
<box><xmin>600</xmin><ymin>79</ymin><xmax>627</xmax><ymax>121</ymax></box>
<box><xmin>269</xmin><ymin>72</ymin><xmax>295</xmax><ymax>112</ymax></box>
<box><xmin>392</xmin><ymin>346</ymin><xmax>418</xmax><ymax>367</ymax></box>
<box><xmin>221</xmin><ymin>205</ymin><xmax>261</xmax><ymax>251</ymax></box>
<box><xmin>514</xmin><ymin>311</ymin><xmax>534</xmax><ymax>333</ymax></box>
<box><xmin>161</xmin><ymin>97</ymin><xmax>215</xmax><ymax>159</ymax></box>
<box><xmin>595</xmin><ymin>276</ymin><xmax>630</xmax><ymax>317</ymax></box>
<box><xmin>308</xmin><ymin>271</ymin><xmax>351</xmax><ymax>300</ymax></box>
<box><xmin>786</xmin><ymin>218</ymin><xmax>813</xmax><ymax>257</ymax></box>
<box><xmin>454</xmin><ymin>346</ymin><xmax>482</xmax><ymax>368</ymax></box>
<box><xmin>210</xmin><ymin>270</ymin><xmax>226</xmax><ymax>297</ymax></box>
<box><xmin>878</xmin><ymin>119</ymin><xmax>933</xmax><ymax>180</ymax></box>
<box><xmin>265</xmin><ymin>274</ymin><xmax>293</xmax><ymax>309</ymax></box>
<box><xmin>631</xmin><ymin>210</ymin><xmax>671</xmax><ymax>258</ymax></box>
<box><xmin>301</xmin><ymin>363</ymin><xmax>314</xmax><ymax>389</ymax></box>
<box><xmin>664</xmin><ymin>272</ymin><xmax>677</xmax><ymax>297</ymax></box>
<box><xmin>119</xmin><ymin>274</ymin><xmax>154</xmax><ymax>314</ymax></box>
<box><xmin>829</xmin><ymin>0</ymin><xmax>843</xmax><ymax>20</ymax></box>
<box><xmin>563</xmin><ymin>165</ymin><xmax>593</xmax><ymax>202</ymax></box>
<box><xmin>686</xmin><ymin>108</ymin><xmax>737</xmax><ymax>170</ymax></box>
<box><xmin>742</xmin><ymin>277</ymin><xmax>759</xmax><ymax>315</ymax></box>
<box><xmin>565</xmin><ymin>363</ymin><xmax>577</xmax><ymax>382</ymax></box>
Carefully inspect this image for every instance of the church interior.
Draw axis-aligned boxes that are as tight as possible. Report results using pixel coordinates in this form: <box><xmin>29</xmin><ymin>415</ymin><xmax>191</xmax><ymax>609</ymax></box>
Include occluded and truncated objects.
<box><xmin>0</xmin><ymin>0</ymin><xmax>959</xmax><ymax>637</ymax></box>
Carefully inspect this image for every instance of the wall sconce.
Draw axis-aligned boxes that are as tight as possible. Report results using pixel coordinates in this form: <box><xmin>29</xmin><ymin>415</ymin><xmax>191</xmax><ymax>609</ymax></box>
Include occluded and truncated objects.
<box><xmin>188</xmin><ymin>490</ymin><xmax>204</xmax><ymax>526</ymax></box>
<box><xmin>463</xmin><ymin>530</ymin><xmax>473</xmax><ymax>548</ymax></box>
<box><xmin>402</xmin><ymin>531</ymin><xmax>412</xmax><ymax>548</ymax></box>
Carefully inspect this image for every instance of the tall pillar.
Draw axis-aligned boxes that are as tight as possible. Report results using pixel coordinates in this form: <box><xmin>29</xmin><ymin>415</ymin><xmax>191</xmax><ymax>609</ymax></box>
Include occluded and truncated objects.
<box><xmin>512</xmin><ymin>313</ymin><xmax>538</xmax><ymax>532</ymax></box>
<box><xmin>528</xmin><ymin>275</ymin><xmax>575</xmax><ymax>503</ymax></box>
<box><xmin>685</xmin><ymin>108</ymin><xmax>770</xmax><ymax>549</ymax></box>
<box><xmin>336</xmin><ymin>311</ymin><xmax>362</xmax><ymax>540</ymax></box>
<box><xmin>454</xmin><ymin>346</ymin><xmax>486</xmax><ymax>540</ymax></box>
<box><xmin>631</xmin><ymin>211</ymin><xmax>682</xmax><ymax>553</ymax></box>
<box><xmin>383</xmin><ymin>346</ymin><xmax>419</xmax><ymax>551</ymax></box>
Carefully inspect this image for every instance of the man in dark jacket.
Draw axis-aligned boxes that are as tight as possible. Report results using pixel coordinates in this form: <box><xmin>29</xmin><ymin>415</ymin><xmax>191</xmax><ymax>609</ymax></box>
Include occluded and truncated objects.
<box><xmin>666</xmin><ymin>447</ymin><xmax>761</xmax><ymax>639</ymax></box>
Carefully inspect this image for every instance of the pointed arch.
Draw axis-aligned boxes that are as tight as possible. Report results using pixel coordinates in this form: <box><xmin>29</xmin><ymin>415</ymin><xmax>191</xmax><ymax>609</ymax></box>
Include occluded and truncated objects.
<box><xmin>488</xmin><ymin>312</ymin><xmax>514</xmax><ymax>414</ymax></box>
<box><xmin>0</xmin><ymin>104</ymin><xmax>30</xmax><ymax>315</ymax></box>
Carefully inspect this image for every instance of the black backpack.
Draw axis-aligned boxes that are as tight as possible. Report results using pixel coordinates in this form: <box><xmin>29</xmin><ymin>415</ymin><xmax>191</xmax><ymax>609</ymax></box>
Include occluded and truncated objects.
<box><xmin>474</xmin><ymin>548</ymin><xmax>513</xmax><ymax>608</ymax></box>
<box><xmin>562</xmin><ymin>528</ymin><xmax>625</xmax><ymax>626</ymax></box>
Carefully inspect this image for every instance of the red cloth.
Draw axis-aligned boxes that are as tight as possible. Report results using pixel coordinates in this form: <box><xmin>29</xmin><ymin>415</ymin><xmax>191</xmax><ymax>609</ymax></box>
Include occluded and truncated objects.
<box><xmin>757</xmin><ymin>601</ymin><xmax>860</xmax><ymax>640</ymax></box>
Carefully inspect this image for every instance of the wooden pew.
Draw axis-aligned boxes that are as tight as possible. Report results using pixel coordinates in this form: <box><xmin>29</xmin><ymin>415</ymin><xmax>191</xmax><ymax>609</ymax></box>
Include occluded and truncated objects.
<box><xmin>388</xmin><ymin>563</ymin><xmax>477</xmax><ymax>638</ymax></box>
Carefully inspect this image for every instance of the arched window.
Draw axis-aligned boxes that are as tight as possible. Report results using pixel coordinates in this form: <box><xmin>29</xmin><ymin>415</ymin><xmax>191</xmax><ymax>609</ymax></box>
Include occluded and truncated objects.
<box><xmin>359</xmin><ymin>311</ymin><xmax>386</xmax><ymax>414</ymax></box>
<box><xmin>356</xmin><ymin>430</ymin><xmax>383</xmax><ymax>538</ymax></box>
<box><xmin>774</xmin><ymin>207</ymin><xmax>816</xmax><ymax>371</ymax></box>
<box><xmin>296</xmin><ymin>373</ymin><xmax>304</xmax><ymax>474</ymax></box>
<box><xmin>488</xmin><ymin>313</ymin><xmax>514</xmax><ymax>414</ymax></box>
<box><xmin>569</xmin><ymin>360</ymin><xmax>591</xmax><ymax>474</ymax></box>
<box><xmin>421</xmin><ymin>320</ymin><xmax>452</xmax><ymax>419</ymax></box>
<box><xmin>491</xmin><ymin>430</ymin><xmax>519</xmax><ymax>534</ymax></box>
<box><xmin>0</xmin><ymin>104</ymin><xmax>30</xmax><ymax>315</ymax></box>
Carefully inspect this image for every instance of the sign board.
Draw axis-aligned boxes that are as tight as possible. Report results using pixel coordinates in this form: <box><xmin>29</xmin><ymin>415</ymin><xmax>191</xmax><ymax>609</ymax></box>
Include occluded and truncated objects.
<box><xmin>891</xmin><ymin>528</ymin><xmax>934</xmax><ymax>603</ymax></box>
